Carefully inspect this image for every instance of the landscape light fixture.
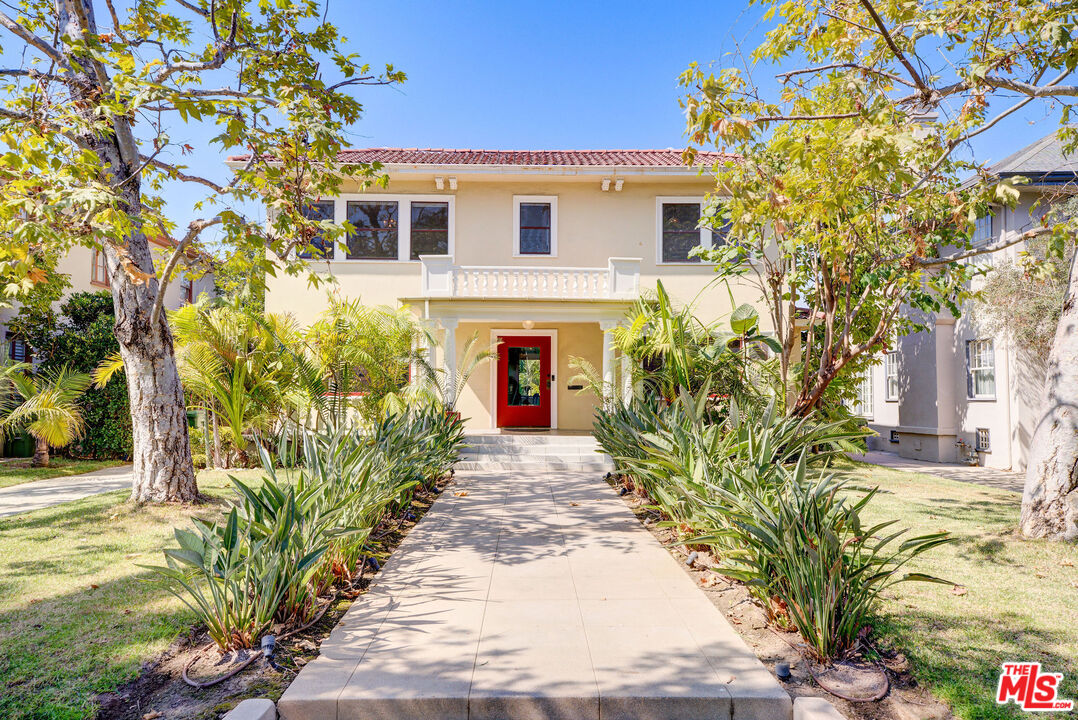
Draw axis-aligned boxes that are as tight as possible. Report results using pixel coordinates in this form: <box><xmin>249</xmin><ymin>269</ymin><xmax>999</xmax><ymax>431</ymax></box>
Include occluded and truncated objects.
<box><xmin>261</xmin><ymin>634</ymin><xmax>276</xmax><ymax>659</ymax></box>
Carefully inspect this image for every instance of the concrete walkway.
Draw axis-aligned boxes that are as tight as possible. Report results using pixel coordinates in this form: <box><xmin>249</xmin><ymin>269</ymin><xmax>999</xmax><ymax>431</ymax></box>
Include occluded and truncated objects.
<box><xmin>0</xmin><ymin>464</ymin><xmax>132</xmax><ymax>518</ymax></box>
<box><xmin>279</xmin><ymin>470</ymin><xmax>791</xmax><ymax>720</ymax></box>
<box><xmin>853</xmin><ymin>450</ymin><xmax>1024</xmax><ymax>493</ymax></box>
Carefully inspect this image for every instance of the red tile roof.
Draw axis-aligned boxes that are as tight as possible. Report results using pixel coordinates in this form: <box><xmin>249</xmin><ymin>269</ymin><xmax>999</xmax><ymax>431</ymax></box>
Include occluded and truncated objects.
<box><xmin>228</xmin><ymin>148</ymin><xmax>736</xmax><ymax>168</ymax></box>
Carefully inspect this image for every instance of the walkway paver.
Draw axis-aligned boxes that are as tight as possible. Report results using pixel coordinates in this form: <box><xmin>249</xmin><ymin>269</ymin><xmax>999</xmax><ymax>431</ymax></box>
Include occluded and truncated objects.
<box><xmin>279</xmin><ymin>470</ymin><xmax>791</xmax><ymax>720</ymax></box>
<box><xmin>854</xmin><ymin>450</ymin><xmax>1024</xmax><ymax>493</ymax></box>
<box><xmin>0</xmin><ymin>464</ymin><xmax>132</xmax><ymax>518</ymax></box>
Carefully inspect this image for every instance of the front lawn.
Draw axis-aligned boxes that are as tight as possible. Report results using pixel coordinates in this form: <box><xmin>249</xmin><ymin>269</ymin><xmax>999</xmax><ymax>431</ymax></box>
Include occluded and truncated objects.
<box><xmin>0</xmin><ymin>458</ymin><xmax>129</xmax><ymax>490</ymax></box>
<box><xmin>835</xmin><ymin>459</ymin><xmax>1078</xmax><ymax>720</ymax></box>
<box><xmin>0</xmin><ymin>469</ymin><xmax>266</xmax><ymax>720</ymax></box>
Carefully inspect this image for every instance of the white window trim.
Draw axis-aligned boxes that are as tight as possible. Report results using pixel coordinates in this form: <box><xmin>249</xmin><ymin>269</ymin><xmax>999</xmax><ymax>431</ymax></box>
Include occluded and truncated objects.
<box><xmin>850</xmin><ymin>369</ymin><xmax>873</xmax><ymax>419</ymax></box>
<box><xmin>967</xmin><ymin>339</ymin><xmax>997</xmax><ymax>400</ymax></box>
<box><xmin>884</xmin><ymin>351</ymin><xmax>899</xmax><ymax>401</ymax></box>
<box><xmin>972</xmin><ymin>205</ymin><xmax>1000</xmax><ymax>247</ymax></box>
<box><xmin>655</xmin><ymin>196</ymin><xmax>715</xmax><ymax>265</ymax></box>
<box><xmin>91</xmin><ymin>249</ymin><xmax>109</xmax><ymax>286</ymax></box>
<box><xmin>307</xmin><ymin>193</ymin><xmax>455</xmax><ymax>263</ymax></box>
<box><xmin>513</xmin><ymin>195</ymin><xmax>558</xmax><ymax>258</ymax></box>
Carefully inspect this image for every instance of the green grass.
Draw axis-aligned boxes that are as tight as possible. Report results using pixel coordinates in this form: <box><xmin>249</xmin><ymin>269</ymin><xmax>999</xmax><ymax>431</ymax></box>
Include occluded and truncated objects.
<box><xmin>0</xmin><ymin>458</ymin><xmax>129</xmax><ymax>490</ymax></box>
<box><xmin>833</xmin><ymin>459</ymin><xmax>1078</xmax><ymax>720</ymax></box>
<box><xmin>0</xmin><ymin>469</ymin><xmax>265</xmax><ymax>720</ymax></box>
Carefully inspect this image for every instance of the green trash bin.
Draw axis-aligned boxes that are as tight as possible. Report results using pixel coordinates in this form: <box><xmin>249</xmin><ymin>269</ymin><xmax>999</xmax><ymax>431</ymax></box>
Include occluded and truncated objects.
<box><xmin>3</xmin><ymin>431</ymin><xmax>33</xmax><ymax>458</ymax></box>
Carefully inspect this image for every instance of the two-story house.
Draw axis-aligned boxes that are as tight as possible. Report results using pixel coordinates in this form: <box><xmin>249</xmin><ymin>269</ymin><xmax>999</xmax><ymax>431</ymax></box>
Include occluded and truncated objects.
<box><xmin>244</xmin><ymin>148</ymin><xmax>762</xmax><ymax>432</ymax></box>
<box><xmin>855</xmin><ymin>130</ymin><xmax>1074</xmax><ymax>470</ymax></box>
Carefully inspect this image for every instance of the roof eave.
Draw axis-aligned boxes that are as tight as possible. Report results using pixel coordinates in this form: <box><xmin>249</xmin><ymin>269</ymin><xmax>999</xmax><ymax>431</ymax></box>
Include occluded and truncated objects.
<box><xmin>223</xmin><ymin>159</ymin><xmax>724</xmax><ymax>176</ymax></box>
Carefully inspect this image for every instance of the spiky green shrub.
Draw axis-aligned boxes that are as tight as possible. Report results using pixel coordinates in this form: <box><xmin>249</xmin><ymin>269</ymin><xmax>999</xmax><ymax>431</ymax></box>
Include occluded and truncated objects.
<box><xmin>595</xmin><ymin>387</ymin><xmax>951</xmax><ymax>661</ymax></box>
<box><xmin>153</xmin><ymin>408</ymin><xmax>464</xmax><ymax>650</ymax></box>
<box><xmin>152</xmin><ymin>506</ymin><xmax>321</xmax><ymax>650</ymax></box>
<box><xmin>692</xmin><ymin>455</ymin><xmax>953</xmax><ymax>660</ymax></box>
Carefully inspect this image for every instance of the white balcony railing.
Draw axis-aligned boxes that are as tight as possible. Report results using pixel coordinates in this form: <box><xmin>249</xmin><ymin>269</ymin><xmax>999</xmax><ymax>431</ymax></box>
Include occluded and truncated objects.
<box><xmin>420</xmin><ymin>256</ymin><xmax>641</xmax><ymax>300</ymax></box>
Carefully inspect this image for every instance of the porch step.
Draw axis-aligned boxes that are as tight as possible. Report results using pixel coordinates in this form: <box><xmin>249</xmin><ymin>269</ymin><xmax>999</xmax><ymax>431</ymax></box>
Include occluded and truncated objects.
<box><xmin>460</xmin><ymin>451</ymin><xmax>607</xmax><ymax>461</ymax></box>
<box><xmin>458</xmin><ymin>433</ymin><xmax>613</xmax><ymax>473</ymax></box>
<box><xmin>465</xmin><ymin>434</ymin><xmax>601</xmax><ymax>446</ymax></box>
<box><xmin>456</xmin><ymin>460</ymin><xmax>613</xmax><ymax>472</ymax></box>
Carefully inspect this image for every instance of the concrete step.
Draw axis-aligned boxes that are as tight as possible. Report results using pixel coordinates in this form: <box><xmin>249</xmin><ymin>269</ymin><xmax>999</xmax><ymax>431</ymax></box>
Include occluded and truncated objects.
<box><xmin>463</xmin><ymin>444</ymin><xmax>603</xmax><ymax>455</ymax></box>
<box><xmin>458</xmin><ymin>433</ymin><xmax>611</xmax><ymax>474</ymax></box>
<box><xmin>464</xmin><ymin>443</ymin><xmax>603</xmax><ymax>454</ymax></box>
<box><xmin>455</xmin><ymin>460</ymin><xmax>613</xmax><ymax>472</ymax></box>
<box><xmin>459</xmin><ymin>456</ymin><xmax>607</xmax><ymax>465</ymax></box>
<box><xmin>465</xmin><ymin>434</ymin><xmax>599</xmax><ymax>447</ymax></box>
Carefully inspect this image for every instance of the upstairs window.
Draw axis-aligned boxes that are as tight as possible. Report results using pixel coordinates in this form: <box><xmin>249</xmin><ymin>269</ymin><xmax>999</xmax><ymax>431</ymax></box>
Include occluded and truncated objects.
<box><xmin>91</xmin><ymin>249</ymin><xmax>109</xmax><ymax>286</ymax></box>
<box><xmin>884</xmin><ymin>351</ymin><xmax>900</xmax><ymax>400</ymax></box>
<box><xmin>179</xmin><ymin>277</ymin><xmax>194</xmax><ymax>304</ymax></box>
<box><xmin>298</xmin><ymin>200</ymin><xmax>336</xmax><ymax>259</ymax></box>
<box><xmin>973</xmin><ymin>211</ymin><xmax>995</xmax><ymax>246</ymax></box>
<box><xmin>514</xmin><ymin>196</ymin><xmax>557</xmax><ymax>256</ymax></box>
<box><xmin>346</xmin><ymin>200</ymin><xmax>399</xmax><ymax>260</ymax></box>
<box><xmin>410</xmin><ymin>201</ymin><xmax>450</xmax><ymax>260</ymax></box>
<box><xmin>657</xmin><ymin>197</ymin><xmax>721</xmax><ymax>263</ymax></box>
<box><xmin>971</xmin><ymin>210</ymin><xmax>998</xmax><ymax>267</ymax></box>
<box><xmin>6</xmin><ymin>332</ymin><xmax>29</xmax><ymax>363</ymax></box>
<box><xmin>967</xmin><ymin>339</ymin><xmax>996</xmax><ymax>399</ymax></box>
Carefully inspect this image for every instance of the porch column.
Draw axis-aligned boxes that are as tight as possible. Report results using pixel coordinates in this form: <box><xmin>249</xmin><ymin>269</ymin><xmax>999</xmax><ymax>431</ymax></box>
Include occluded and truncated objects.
<box><xmin>441</xmin><ymin>318</ymin><xmax>459</xmax><ymax>400</ymax></box>
<box><xmin>620</xmin><ymin>352</ymin><xmax>632</xmax><ymax>403</ymax></box>
<box><xmin>600</xmin><ymin>320</ymin><xmax>617</xmax><ymax>407</ymax></box>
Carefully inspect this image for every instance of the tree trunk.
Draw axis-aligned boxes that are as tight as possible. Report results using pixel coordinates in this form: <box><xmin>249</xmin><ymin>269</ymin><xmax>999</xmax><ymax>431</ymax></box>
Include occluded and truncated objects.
<box><xmin>58</xmin><ymin>0</ymin><xmax>197</xmax><ymax>503</ymax></box>
<box><xmin>1020</xmin><ymin>247</ymin><xmax>1078</xmax><ymax>541</ymax></box>
<box><xmin>30</xmin><ymin>437</ymin><xmax>50</xmax><ymax>468</ymax></box>
<box><xmin>112</xmin><ymin>270</ymin><xmax>198</xmax><ymax>503</ymax></box>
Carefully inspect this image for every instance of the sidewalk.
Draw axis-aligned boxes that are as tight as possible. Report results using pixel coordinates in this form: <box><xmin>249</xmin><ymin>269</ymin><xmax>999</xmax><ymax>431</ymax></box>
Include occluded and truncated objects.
<box><xmin>0</xmin><ymin>464</ymin><xmax>133</xmax><ymax>518</ymax></box>
<box><xmin>853</xmin><ymin>450</ymin><xmax>1024</xmax><ymax>493</ymax></box>
<box><xmin>278</xmin><ymin>469</ymin><xmax>791</xmax><ymax>720</ymax></box>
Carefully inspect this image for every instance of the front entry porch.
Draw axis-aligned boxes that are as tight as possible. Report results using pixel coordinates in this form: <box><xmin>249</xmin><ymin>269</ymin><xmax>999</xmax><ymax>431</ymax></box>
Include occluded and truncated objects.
<box><xmin>408</xmin><ymin>298</ymin><xmax>633</xmax><ymax>432</ymax></box>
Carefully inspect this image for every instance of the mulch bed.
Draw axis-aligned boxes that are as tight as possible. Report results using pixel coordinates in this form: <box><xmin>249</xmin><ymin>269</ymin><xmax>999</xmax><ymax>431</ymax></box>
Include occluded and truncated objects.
<box><xmin>607</xmin><ymin>473</ymin><xmax>953</xmax><ymax>720</ymax></box>
<box><xmin>94</xmin><ymin>475</ymin><xmax>455</xmax><ymax>720</ymax></box>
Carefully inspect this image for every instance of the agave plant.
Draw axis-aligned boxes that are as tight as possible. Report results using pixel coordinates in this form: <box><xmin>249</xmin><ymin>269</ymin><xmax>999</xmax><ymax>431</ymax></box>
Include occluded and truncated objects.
<box><xmin>0</xmin><ymin>363</ymin><xmax>91</xmax><ymax>467</ymax></box>
<box><xmin>692</xmin><ymin>454</ymin><xmax>953</xmax><ymax>661</ymax></box>
<box><xmin>152</xmin><ymin>404</ymin><xmax>466</xmax><ymax>650</ymax></box>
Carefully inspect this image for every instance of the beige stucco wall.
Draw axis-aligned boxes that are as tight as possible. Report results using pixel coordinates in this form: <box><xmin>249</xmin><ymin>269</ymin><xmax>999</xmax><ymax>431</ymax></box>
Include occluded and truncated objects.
<box><xmin>446</xmin><ymin>321</ymin><xmax>603</xmax><ymax>432</ymax></box>
<box><xmin>1</xmin><ymin>244</ymin><xmax>215</xmax><ymax>354</ymax></box>
<box><xmin>263</xmin><ymin>172</ymin><xmax>766</xmax><ymax>328</ymax></box>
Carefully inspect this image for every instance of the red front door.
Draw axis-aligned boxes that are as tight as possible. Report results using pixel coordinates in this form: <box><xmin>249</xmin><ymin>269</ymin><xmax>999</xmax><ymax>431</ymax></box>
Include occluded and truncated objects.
<box><xmin>496</xmin><ymin>335</ymin><xmax>552</xmax><ymax>428</ymax></box>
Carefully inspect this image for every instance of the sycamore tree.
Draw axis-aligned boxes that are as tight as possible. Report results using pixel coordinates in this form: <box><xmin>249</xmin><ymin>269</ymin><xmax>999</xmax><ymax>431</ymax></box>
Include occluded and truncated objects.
<box><xmin>0</xmin><ymin>0</ymin><xmax>402</xmax><ymax>502</ymax></box>
<box><xmin>683</xmin><ymin>0</ymin><xmax>1078</xmax><ymax>540</ymax></box>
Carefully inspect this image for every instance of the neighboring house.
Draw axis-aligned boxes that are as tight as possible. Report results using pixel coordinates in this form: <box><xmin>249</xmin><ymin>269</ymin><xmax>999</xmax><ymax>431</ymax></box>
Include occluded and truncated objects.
<box><xmin>1</xmin><ymin>238</ymin><xmax>215</xmax><ymax>364</ymax></box>
<box><xmin>856</xmin><ymin>131</ymin><xmax>1075</xmax><ymax>470</ymax></box>
<box><xmin>241</xmin><ymin>148</ymin><xmax>763</xmax><ymax>432</ymax></box>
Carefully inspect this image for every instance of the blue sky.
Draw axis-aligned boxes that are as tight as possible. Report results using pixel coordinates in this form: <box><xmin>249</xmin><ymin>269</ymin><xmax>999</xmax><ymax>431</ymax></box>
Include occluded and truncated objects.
<box><xmin>159</xmin><ymin>0</ymin><xmax>1062</xmax><ymax>231</ymax></box>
